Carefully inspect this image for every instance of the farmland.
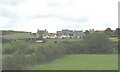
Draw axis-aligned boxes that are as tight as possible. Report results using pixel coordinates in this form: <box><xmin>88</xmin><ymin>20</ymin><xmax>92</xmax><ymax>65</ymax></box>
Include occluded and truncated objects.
<box><xmin>3</xmin><ymin>33</ymin><xmax>31</xmax><ymax>39</ymax></box>
<box><xmin>29</xmin><ymin>54</ymin><xmax>118</xmax><ymax>70</ymax></box>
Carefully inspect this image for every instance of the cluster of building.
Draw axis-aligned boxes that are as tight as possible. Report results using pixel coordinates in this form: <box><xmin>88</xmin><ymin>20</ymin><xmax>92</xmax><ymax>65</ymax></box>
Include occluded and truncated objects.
<box><xmin>31</xmin><ymin>29</ymin><xmax>94</xmax><ymax>39</ymax></box>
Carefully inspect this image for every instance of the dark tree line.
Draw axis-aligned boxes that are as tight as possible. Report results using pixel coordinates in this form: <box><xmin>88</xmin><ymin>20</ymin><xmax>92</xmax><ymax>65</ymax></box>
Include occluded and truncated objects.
<box><xmin>104</xmin><ymin>28</ymin><xmax>120</xmax><ymax>37</ymax></box>
<box><xmin>1</xmin><ymin>30</ymin><xmax>30</xmax><ymax>35</ymax></box>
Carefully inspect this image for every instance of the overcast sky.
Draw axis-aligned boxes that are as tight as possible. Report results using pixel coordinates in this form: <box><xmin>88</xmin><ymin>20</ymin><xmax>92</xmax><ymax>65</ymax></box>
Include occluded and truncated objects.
<box><xmin>0</xmin><ymin>0</ymin><xmax>119</xmax><ymax>33</ymax></box>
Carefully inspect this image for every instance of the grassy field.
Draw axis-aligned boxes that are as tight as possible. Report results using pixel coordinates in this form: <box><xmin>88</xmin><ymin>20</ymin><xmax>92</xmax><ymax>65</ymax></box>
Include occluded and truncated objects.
<box><xmin>29</xmin><ymin>54</ymin><xmax>118</xmax><ymax>70</ymax></box>
<box><xmin>0</xmin><ymin>43</ymin><xmax>1</xmax><ymax>57</ymax></box>
<box><xmin>3</xmin><ymin>33</ymin><xmax>31</xmax><ymax>39</ymax></box>
<box><xmin>0</xmin><ymin>43</ymin><xmax>2</xmax><ymax>48</ymax></box>
<box><xmin>109</xmin><ymin>37</ymin><xmax>119</xmax><ymax>42</ymax></box>
<box><xmin>28</xmin><ymin>38</ymin><xmax>83</xmax><ymax>48</ymax></box>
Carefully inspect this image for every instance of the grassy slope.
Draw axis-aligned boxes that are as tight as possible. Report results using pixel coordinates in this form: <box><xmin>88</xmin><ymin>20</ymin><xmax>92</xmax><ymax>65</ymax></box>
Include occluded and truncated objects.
<box><xmin>109</xmin><ymin>37</ymin><xmax>118</xmax><ymax>42</ymax></box>
<box><xmin>3</xmin><ymin>33</ymin><xmax>31</xmax><ymax>39</ymax></box>
<box><xmin>29</xmin><ymin>38</ymin><xmax>82</xmax><ymax>48</ymax></box>
<box><xmin>0</xmin><ymin>43</ymin><xmax>1</xmax><ymax>48</ymax></box>
<box><xmin>29</xmin><ymin>54</ymin><xmax>118</xmax><ymax>70</ymax></box>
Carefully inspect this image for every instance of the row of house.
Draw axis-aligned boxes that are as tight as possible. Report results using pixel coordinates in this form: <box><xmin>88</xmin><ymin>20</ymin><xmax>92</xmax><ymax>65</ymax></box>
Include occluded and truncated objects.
<box><xmin>31</xmin><ymin>29</ymin><xmax>87</xmax><ymax>39</ymax></box>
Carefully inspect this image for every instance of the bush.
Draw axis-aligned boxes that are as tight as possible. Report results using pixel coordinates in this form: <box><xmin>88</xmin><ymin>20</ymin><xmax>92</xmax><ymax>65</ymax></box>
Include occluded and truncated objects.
<box><xmin>84</xmin><ymin>32</ymin><xmax>114</xmax><ymax>54</ymax></box>
<box><xmin>2</xmin><ymin>54</ymin><xmax>26</xmax><ymax>70</ymax></box>
<box><xmin>62</xmin><ymin>42</ymin><xmax>87</xmax><ymax>54</ymax></box>
<box><xmin>2</xmin><ymin>40</ymin><xmax>32</xmax><ymax>70</ymax></box>
<box><xmin>54</xmin><ymin>41</ymin><xmax>58</xmax><ymax>43</ymax></box>
<box><xmin>2</xmin><ymin>38</ymin><xmax>12</xmax><ymax>43</ymax></box>
<box><xmin>2</xmin><ymin>47</ymin><xmax>15</xmax><ymax>54</ymax></box>
<box><xmin>60</xmin><ymin>41</ymin><xmax>71</xmax><ymax>44</ymax></box>
<box><xmin>26</xmin><ymin>45</ymin><xmax>66</xmax><ymax>65</ymax></box>
<box><xmin>12</xmin><ymin>40</ymin><xmax>29</xmax><ymax>55</ymax></box>
<box><xmin>42</xmin><ymin>39</ymin><xmax>46</xmax><ymax>43</ymax></box>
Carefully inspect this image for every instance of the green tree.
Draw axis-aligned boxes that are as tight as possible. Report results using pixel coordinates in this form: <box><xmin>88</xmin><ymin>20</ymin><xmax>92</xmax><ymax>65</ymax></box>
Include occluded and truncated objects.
<box><xmin>84</xmin><ymin>32</ymin><xmax>114</xmax><ymax>54</ymax></box>
<box><xmin>84</xmin><ymin>30</ymin><xmax>90</xmax><ymax>35</ymax></box>
<box><xmin>12</xmin><ymin>40</ymin><xmax>29</xmax><ymax>55</ymax></box>
<box><xmin>114</xmin><ymin>28</ymin><xmax>120</xmax><ymax>37</ymax></box>
<box><xmin>2</xmin><ymin>54</ymin><xmax>26</xmax><ymax>70</ymax></box>
<box><xmin>104</xmin><ymin>28</ymin><xmax>113</xmax><ymax>36</ymax></box>
<box><xmin>3</xmin><ymin>40</ymin><xmax>29</xmax><ymax>70</ymax></box>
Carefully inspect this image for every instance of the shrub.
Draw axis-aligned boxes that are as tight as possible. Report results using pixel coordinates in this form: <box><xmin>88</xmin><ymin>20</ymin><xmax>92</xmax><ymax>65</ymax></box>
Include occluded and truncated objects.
<box><xmin>2</xmin><ymin>54</ymin><xmax>26</xmax><ymax>70</ymax></box>
<box><xmin>54</xmin><ymin>41</ymin><xmax>58</xmax><ymax>43</ymax></box>
<box><xmin>42</xmin><ymin>39</ymin><xmax>46</xmax><ymax>43</ymax></box>
<box><xmin>62</xmin><ymin>42</ymin><xmax>87</xmax><ymax>54</ymax></box>
<box><xmin>60</xmin><ymin>41</ymin><xmax>70</xmax><ymax>44</ymax></box>
<box><xmin>84</xmin><ymin>32</ymin><xmax>114</xmax><ymax>54</ymax></box>
<box><xmin>12</xmin><ymin>40</ymin><xmax>29</xmax><ymax>55</ymax></box>
<box><xmin>2</xmin><ymin>38</ymin><xmax>12</xmax><ymax>43</ymax></box>
<box><xmin>2</xmin><ymin>47</ymin><xmax>15</xmax><ymax>54</ymax></box>
<box><xmin>26</xmin><ymin>45</ymin><xmax>66</xmax><ymax>65</ymax></box>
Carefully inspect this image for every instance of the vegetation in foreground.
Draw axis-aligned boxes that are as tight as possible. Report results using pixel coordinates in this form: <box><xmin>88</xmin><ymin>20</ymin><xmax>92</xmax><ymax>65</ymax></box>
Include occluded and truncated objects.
<box><xmin>29</xmin><ymin>54</ymin><xmax>118</xmax><ymax>70</ymax></box>
<box><xmin>2</xmin><ymin>32</ymin><xmax>118</xmax><ymax>70</ymax></box>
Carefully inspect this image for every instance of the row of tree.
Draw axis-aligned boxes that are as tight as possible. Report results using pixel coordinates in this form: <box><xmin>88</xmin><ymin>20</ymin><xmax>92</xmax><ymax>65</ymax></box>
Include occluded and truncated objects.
<box><xmin>104</xmin><ymin>28</ymin><xmax>120</xmax><ymax>37</ymax></box>
<box><xmin>61</xmin><ymin>32</ymin><xmax>116</xmax><ymax>54</ymax></box>
<box><xmin>84</xmin><ymin>28</ymin><xmax>120</xmax><ymax>37</ymax></box>
<box><xmin>1</xmin><ymin>30</ymin><xmax>31</xmax><ymax>35</ymax></box>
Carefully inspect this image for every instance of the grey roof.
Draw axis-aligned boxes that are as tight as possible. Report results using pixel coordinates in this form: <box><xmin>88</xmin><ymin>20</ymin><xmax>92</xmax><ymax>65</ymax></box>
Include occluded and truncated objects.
<box><xmin>57</xmin><ymin>33</ymin><xmax>64</xmax><ymax>36</ymax></box>
<box><xmin>30</xmin><ymin>34</ymin><xmax>37</xmax><ymax>38</ymax></box>
<box><xmin>49</xmin><ymin>33</ymin><xmax>56</xmax><ymax>36</ymax></box>
<box><xmin>62</xmin><ymin>29</ymin><xmax>69</xmax><ymax>31</ymax></box>
<box><xmin>57</xmin><ymin>29</ymin><xmax>74</xmax><ymax>36</ymax></box>
<box><xmin>37</xmin><ymin>29</ymin><xmax>48</xmax><ymax>34</ymax></box>
<box><xmin>37</xmin><ymin>30</ymin><xmax>46</xmax><ymax>34</ymax></box>
<box><xmin>74</xmin><ymin>31</ymin><xmax>83</xmax><ymax>37</ymax></box>
<box><xmin>57</xmin><ymin>31</ymin><xmax>62</xmax><ymax>33</ymax></box>
<box><xmin>37</xmin><ymin>29</ymin><xmax>48</xmax><ymax>37</ymax></box>
<box><xmin>42</xmin><ymin>33</ymin><xmax>49</xmax><ymax>37</ymax></box>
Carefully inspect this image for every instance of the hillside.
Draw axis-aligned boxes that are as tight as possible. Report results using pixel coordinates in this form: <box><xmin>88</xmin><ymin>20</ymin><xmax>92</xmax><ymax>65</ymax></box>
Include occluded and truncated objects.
<box><xmin>3</xmin><ymin>33</ymin><xmax>31</xmax><ymax>39</ymax></box>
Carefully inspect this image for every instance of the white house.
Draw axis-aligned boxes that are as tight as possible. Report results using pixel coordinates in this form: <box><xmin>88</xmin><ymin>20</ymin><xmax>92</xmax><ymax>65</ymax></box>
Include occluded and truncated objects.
<box><xmin>49</xmin><ymin>33</ymin><xmax>57</xmax><ymax>39</ymax></box>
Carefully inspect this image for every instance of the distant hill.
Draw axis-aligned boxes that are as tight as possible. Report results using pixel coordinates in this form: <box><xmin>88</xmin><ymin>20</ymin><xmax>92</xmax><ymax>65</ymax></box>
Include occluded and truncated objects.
<box><xmin>1</xmin><ymin>30</ymin><xmax>31</xmax><ymax>35</ymax></box>
<box><xmin>3</xmin><ymin>33</ymin><xmax>31</xmax><ymax>39</ymax></box>
<box><xmin>1</xmin><ymin>30</ymin><xmax>31</xmax><ymax>39</ymax></box>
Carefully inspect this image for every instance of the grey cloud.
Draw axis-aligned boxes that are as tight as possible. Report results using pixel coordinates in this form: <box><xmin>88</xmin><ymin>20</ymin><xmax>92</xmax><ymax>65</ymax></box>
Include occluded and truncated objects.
<box><xmin>56</xmin><ymin>16</ymin><xmax>88</xmax><ymax>22</ymax></box>
<box><xmin>0</xmin><ymin>20</ymin><xmax>18</xmax><ymax>28</ymax></box>
<box><xmin>1</xmin><ymin>18</ymin><xmax>28</xmax><ymax>29</ymax></box>
<box><xmin>0</xmin><ymin>0</ymin><xmax>27</xmax><ymax>19</ymax></box>
<box><xmin>29</xmin><ymin>14</ymin><xmax>53</xmax><ymax>19</ymax></box>
<box><xmin>0</xmin><ymin>0</ymin><xmax>27</xmax><ymax>6</ymax></box>
<box><xmin>47</xmin><ymin>1</ymin><xmax>73</xmax><ymax>7</ymax></box>
<box><xmin>0</xmin><ymin>8</ymin><xmax>18</xmax><ymax>19</ymax></box>
<box><xmin>103</xmin><ymin>23</ymin><xmax>112</xmax><ymax>27</ymax></box>
<box><xmin>30</xmin><ymin>14</ymin><xmax>88</xmax><ymax>23</ymax></box>
<box><xmin>1</xmin><ymin>24</ymin><xmax>15</xmax><ymax>28</ymax></box>
<box><xmin>60</xmin><ymin>24</ymin><xmax>83</xmax><ymax>29</ymax></box>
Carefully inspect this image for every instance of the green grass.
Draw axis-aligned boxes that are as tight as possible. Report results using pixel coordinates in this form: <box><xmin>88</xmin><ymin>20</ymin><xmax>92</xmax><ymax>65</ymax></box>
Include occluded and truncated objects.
<box><xmin>109</xmin><ymin>37</ymin><xmax>118</xmax><ymax>42</ymax></box>
<box><xmin>29</xmin><ymin>43</ymin><xmax>52</xmax><ymax>48</ymax></box>
<box><xmin>29</xmin><ymin>38</ymin><xmax>83</xmax><ymax>48</ymax></box>
<box><xmin>3</xmin><ymin>33</ymin><xmax>31</xmax><ymax>39</ymax></box>
<box><xmin>29</xmin><ymin>54</ymin><xmax>118</xmax><ymax>70</ymax></box>
<box><xmin>0</xmin><ymin>43</ymin><xmax>2</xmax><ymax>55</ymax></box>
<box><xmin>0</xmin><ymin>43</ymin><xmax>2</xmax><ymax>48</ymax></box>
<box><xmin>46</xmin><ymin>38</ymin><xmax>83</xmax><ymax>45</ymax></box>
